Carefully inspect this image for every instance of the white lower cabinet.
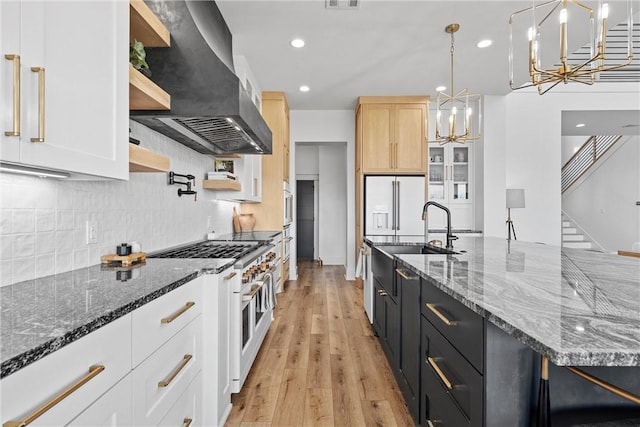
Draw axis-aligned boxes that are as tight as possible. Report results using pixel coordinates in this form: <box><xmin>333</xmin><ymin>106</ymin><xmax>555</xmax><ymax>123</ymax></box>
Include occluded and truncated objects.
<box><xmin>158</xmin><ymin>374</ymin><xmax>202</xmax><ymax>427</ymax></box>
<box><xmin>0</xmin><ymin>314</ymin><xmax>132</xmax><ymax>427</ymax></box>
<box><xmin>1</xmin><ymin>274</ymin><xmax>231</xmax><ymax>427</ymax></box>
<box><xmin>202</xmin><ymin>268</ymin><xmax>236</xmax><ymax>426</ymax></box>
<box><xmin>132</xmin><ymin>316</ymin><xmax>202</xmax><ymax>426</ymax></box>
<box><xmin>67</xmin><ymin>374</ymin><xmax>133</xmax><ymax>427</ymax></box>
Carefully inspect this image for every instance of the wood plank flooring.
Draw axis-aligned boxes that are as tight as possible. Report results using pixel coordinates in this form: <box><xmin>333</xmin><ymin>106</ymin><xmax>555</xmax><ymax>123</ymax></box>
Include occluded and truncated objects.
<box><xmin>226</xmin><ymin>261</ymin><xmax>414</xmax><ymax>427</ymax></box>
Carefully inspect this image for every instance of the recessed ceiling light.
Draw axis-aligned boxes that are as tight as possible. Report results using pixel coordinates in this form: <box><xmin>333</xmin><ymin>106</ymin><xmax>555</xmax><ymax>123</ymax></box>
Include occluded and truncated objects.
<box><xmin>290</xmin><ymin>38</ymin><xmax>305</xmax><ymax>48</ymax></box>
<box><xmin>299</xmin><ymin>85</ymin><xmax>310</xmax><ymax>92</ymax></box>
<box><xmin>576</xmin><ymin>123</ymin><xmax>586</xmax><ymax>128</ymax></box>
<box><xmin>435</xmin><ymin>85</ymin><xmax>446</xmax><ymax>92</ymax></box>
<box><xmin>477</xmin><ymin>39</ymin><xmax>492</xmax><ymax>48</ymax></box>
<box><xmin>575</xmin><ymin>325</ymin><xmax>585</xmax><ymax>332</ymax></box>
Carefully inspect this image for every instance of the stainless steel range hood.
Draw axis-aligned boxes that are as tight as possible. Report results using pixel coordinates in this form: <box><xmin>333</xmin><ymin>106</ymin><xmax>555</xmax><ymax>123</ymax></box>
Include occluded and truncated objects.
<box><xmin>130</xmin><ymin>0</ymin><xmax>272</xmax><ymax>155</ymax></box>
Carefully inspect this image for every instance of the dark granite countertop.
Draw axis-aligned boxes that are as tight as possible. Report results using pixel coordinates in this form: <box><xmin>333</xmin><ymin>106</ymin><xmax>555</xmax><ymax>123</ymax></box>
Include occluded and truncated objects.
<box><xmin>375</xmin><ymin>237</ymin><xmax>640</xmax><ymax>367</ymax></box>
<box><xmin>214</xmin><ymin>231</ymin><xmax>281</xmax><ymax>242</ymax></box>
<box><xmin>0</xmin><ymin>258</ymin><xmax>235</xmax><ymax>379</ymax></box>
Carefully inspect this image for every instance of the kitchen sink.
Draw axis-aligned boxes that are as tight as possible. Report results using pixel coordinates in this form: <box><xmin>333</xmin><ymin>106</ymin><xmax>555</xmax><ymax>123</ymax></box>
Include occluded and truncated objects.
<box><xmin>377</xmin><ymin>244</ymin><xmax>460</xmax><ymax>256</ymax></box>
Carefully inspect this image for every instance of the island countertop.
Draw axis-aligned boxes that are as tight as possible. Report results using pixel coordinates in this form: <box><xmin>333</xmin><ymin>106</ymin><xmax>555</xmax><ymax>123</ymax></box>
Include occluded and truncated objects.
<box><xmin>369</xmin><ymin>236</ymin><xmax>640</xmax><ymax>367</ymax></box>
<box><xmin>0</xmin><ymin>258</ymin><xmax>235</xmax><ymax>379</ymax></box>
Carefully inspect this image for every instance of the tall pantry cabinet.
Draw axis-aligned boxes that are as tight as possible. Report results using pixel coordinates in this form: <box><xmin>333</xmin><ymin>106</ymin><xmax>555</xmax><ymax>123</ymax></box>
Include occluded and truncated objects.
<box><xmin>355</xmin><ymin>96</ymin><xmax>429</xmax><ymax>254</ymax></box>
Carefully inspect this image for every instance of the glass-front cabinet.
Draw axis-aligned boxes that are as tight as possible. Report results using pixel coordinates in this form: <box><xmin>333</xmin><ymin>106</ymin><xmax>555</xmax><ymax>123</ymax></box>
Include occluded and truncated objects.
<box><xmin>427</xmin><ymin>143</ymin><xmax>474</xmax><ymax>229</ymax></box>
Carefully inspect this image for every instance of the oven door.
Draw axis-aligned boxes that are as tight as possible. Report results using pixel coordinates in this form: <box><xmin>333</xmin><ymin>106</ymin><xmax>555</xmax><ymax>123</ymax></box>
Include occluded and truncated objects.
<box><xmin>232</xmin><ymin>274</ymin><xmax>273</xmax><ymax>393</ymax></box>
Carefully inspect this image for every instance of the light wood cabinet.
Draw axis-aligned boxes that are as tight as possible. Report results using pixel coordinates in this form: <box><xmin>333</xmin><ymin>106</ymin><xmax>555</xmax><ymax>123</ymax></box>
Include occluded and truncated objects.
<box><xmin>355</xmin><ymin>96</ymin><xmax>429</xmax><ymax>260</ymax></box>
<box><xmin>241</xmin><ymin>91</ymin><xmax>290</xmax><ymax>284</ymax></box>
<box><xmin>358</xmin><ymin>97</ymin><xmax>428</xmax><ymax>174</ymax></box>
<box><xmin>1</xmin><ymin>0</ymin><xmax>129</xmax><ymax>179</ymax></box>
<box><xmin>241</xmin><ymin>91</ymin><xmax>288</xmax><ymax>230</ymax></box>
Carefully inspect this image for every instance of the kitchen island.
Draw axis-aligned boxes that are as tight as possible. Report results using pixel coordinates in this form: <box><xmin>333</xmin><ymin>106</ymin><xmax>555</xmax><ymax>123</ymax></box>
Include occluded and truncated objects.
<box><xmin>366</xmin><ymin>236</ymin><xmax>640</xmax><ymax>426</ymax></box>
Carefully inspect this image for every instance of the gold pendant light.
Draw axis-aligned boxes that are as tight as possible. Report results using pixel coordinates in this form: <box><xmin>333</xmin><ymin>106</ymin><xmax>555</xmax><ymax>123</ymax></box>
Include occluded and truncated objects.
<box><xmin>509</xmin><ymin>0</ymin><xmax>634</xmax><ymax>94</ymax></box>
<box><xmin>432</xmin><ymin>24</ymin><xmax>482</xmax><ymax>145</ymax></box>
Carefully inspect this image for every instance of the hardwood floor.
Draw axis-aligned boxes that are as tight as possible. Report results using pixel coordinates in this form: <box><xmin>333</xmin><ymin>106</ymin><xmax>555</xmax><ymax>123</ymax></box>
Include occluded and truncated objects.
<box><xmin>226</xmin><ymin>261</ymin><xmax>414</xmax><ymax>427</ymax></box>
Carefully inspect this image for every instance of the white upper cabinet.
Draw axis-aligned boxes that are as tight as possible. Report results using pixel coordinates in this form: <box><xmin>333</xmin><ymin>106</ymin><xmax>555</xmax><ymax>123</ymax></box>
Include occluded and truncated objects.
<box><xmin>428</xmin><ymin>142</ymin><xmax>474</xmax><ymax>229</ymax></box>
<box><xmin>1</xmin><ymin>1</ymin><xmax>128</xmax><ymax>179</ymax></box>
<box><xmin>216</xmin><ymin>155</ymin><xmax>262</xmax><ymax>203</ymax></box>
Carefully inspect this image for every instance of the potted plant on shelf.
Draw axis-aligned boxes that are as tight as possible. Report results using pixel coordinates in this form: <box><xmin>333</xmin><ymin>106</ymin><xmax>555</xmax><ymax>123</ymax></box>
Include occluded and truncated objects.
<box><xmin>130</xmin><ymin>39</ymin><xmax>151</xmax><ymax>77</ymax></box>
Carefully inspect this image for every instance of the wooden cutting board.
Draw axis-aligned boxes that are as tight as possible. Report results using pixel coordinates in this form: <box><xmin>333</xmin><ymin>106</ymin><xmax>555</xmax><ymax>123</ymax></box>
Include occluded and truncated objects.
<box><xmin>101</xmin><ymin>252</ymin><xmax>146</xmax><ymax>266</ymax></box>
<box><xmin>232</xmin><ymin>206</ymin><xmax>241</xmax><ymax>232</ymax></box>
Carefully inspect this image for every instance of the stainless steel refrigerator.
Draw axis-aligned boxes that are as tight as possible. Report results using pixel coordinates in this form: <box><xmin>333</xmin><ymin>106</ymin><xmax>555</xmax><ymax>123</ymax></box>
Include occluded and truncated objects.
<box><xmin>365</xmin><ymin>176</ymin><xmax>425</xmax><ymax>235</ymax></box>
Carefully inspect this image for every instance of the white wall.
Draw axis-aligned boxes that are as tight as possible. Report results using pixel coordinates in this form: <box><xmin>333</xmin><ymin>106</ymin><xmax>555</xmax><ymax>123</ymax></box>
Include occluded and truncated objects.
<box><xmin>289</xmin><ymin>110</ymin><xmax>355</xmax><ymax>279</ymax></box>
<box><xmin>497</xmin><ymin>83</ymin><xmax>640</xmax><ymax>245</ymax></box>
<box><xmin>563</xmin><ymin>136</ymin><xmax>640</xmax><ymax>251</ymax></box>
<box><xmin>0</xmin><ymin>121</ymin><xmax>236</xmax><ymax>286</ymax></box>
<box><xmin>482</xmin><ymin>96</ymin><xmax>507</xmax><ymax>238</ymax></box>
<box><xmin>296</xmin><ymin>145</ymin><xmax>320</xmax><ymax>177</ymax></box>
<box><xmin>318</xmin><ymin>145</ymin><xmax>348</xmax><ymax>265</ymax></box>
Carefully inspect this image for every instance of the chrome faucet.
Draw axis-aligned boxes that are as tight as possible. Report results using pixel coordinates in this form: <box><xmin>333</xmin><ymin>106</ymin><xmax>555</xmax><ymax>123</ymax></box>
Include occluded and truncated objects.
<box><xmin>422</xmin><ymin>201</ymin><xmax>458</xmax><ymax>251</ymax></box>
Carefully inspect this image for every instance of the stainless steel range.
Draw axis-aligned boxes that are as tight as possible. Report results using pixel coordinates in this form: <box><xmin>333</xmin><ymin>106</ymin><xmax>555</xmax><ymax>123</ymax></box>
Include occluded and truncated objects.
<box><xmin>150</xmin><ymin>240</ymin><xmax>277</xmax><ymax>393</ymax></box>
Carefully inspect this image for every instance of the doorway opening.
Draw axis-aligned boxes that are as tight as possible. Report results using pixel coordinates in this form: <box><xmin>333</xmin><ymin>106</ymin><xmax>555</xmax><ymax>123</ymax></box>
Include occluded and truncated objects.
<box><xmin>296</xmin><ymin>180</ymin><xmax>316</xmax><ymax>260</ymax></box>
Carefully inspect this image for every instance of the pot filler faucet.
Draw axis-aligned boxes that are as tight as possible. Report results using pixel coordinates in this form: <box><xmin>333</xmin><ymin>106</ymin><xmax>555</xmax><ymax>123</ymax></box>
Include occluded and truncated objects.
<box><xmin>422</xmin><ymin>201</ymin><xmax>458</xmax><ymax>251</ymax></box>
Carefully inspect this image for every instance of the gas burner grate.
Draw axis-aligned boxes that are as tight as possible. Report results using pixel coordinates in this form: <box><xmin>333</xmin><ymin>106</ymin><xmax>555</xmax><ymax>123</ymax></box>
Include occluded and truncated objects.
<box><xmin>150</xmin><ymin>242</ymin><xmax>258</xmax><ymax>260</ymax></box>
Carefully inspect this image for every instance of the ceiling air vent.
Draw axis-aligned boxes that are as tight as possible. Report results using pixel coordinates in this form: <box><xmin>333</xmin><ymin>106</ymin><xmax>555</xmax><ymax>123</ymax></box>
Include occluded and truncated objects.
<box><xmin>326</xmin><ymin>0</ymin><xmax>359</xmax><ymax>10</ymax></box>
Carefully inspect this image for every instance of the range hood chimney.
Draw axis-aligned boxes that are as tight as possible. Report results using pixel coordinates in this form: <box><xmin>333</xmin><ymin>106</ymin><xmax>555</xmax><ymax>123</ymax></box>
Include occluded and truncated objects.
<box><xmin>130</xmin><ymin>0</ymin><xmax>272</xmax><ymax>155</ymax></box>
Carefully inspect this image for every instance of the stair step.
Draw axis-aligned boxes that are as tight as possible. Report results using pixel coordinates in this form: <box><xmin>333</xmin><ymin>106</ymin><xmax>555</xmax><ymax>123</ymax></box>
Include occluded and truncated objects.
<box><xmin>562</xmin><ymin>221</ymin><xmax>571</xmax><ymax>227</ymax></box>
<box><xmin>563</xmin><ymin>241</ymin><xmax>593</xmax><ymax>249</ymax></box>
<box><xmin>563</xmin><ymin>227</ymin><xmax>578</xmax><ymax>234</ymax></box>
<box><xmin>563</xmin><ymin>234</ymin><xmax>585</xmax><ymax>241</ymax></box>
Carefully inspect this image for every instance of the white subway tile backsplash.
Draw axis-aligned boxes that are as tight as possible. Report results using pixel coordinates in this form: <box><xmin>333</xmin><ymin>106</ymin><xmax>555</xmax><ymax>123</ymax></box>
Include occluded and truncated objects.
<box><xmin>0</xmin><ymin>260</ymin><xmax>12</xmax><ymax>286</ymax></box>
<box><xmin>0</xmin><ymin>210</ymin><xmax>12</xmax><ymax>235</ymax></box>
<box><xmin>56</xmin><ymin>230</ymin><xmax>74</xmax><ymax>251</ymax></box>
<box><xmin>0</xmin><ymin>235</ymin><xmax>13</xmax><ymax>260</ymax></box>
<box><xmin>13</xmin><ymin>234</ymin><xmax>35</xmax><ymax>258</ymax></box>
<box><xmin>55</xmin><ymin>251</ymin><xmax>73</xmax><ymax>273</ymax></box>
<box><xmin>36</xmin><ymin>232</ymin><xmax>56</xmax><ymax>255</ymax></box>
<box><xmin>35</xmin><ymin>254</ymin><xmax>55</xmax><ymax>277</ymax></box>
<box><xmin>12</xmin><ymin>184</ymin><xmax>37</xmax><ymax>209</ymax></box>
<box><xmin>13</xmin><ymin>256</ymin><xmax>35</xmax><ymax>283</ymax></box>
<box><xmin>56</xmin><ymin>211</ymin><xmax>74</xmax><ymax>231</ymax></box>
<box><xmin>73</xmin><ymin>249</ymin><xmax>88</xmax><ymax>270</ymax></box>
<box><xmin>1</xmin><ymin>184</ymin><xmax>13</xmax><ymax>208</ymax></box>
<box><xmin>12</xmin><ymin>210</ymin><xmax>35</xmax><ymax>233</ymax></box>
<box><xmin>1</xmin><ymin>120</ymin><xmax>237</xmax><ymax>285</ymax></box>
<box><xmin>36</xmin><ymin>210</ymin><xmax>56</xmax><ymax>232</ymax></box>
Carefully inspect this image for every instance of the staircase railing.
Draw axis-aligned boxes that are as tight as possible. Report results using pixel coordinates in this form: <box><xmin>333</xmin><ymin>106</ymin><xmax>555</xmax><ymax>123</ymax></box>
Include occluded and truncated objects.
<box><xmin>561</xmin><ymin>135</ymin><xmax>622</xmax><ymax>193</ymax></box>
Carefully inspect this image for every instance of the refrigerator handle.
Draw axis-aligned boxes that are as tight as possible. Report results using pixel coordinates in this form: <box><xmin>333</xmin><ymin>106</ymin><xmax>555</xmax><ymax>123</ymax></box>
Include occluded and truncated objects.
<box><xmin>391</xmin><ymin>181</ymin><xmax>396</xmax><ymax>230</ymax></box>
<box><xmin>396</xmin><ymin>180</ymin><xmax>401</xmax><ymax>231</ymax></box>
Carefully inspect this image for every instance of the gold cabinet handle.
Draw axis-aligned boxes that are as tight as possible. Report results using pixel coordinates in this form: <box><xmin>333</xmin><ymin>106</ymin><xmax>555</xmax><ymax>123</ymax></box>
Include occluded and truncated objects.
<box><xmin>4</xmin><ymin>54</ymin><xmax>20</xmax><ymax>137</ymax></box>
<box><xmin>158</xmin><ymin>354</ymin><xmax>192</xmax><ymax>388</ymax></box>
<box><xmin>395</xmin><ymin>268</ymin><xmax>417</xmax><ymax>281</ymax></box>
<box><xmin>2</xmin><ymin>365</ymin><xmax>105</xmax><ymax>427</ymax></box>
<box><xmin>223</xmin><ymin>271</ymin><xmax>237</xmax><ymax>280</ymax></box>
<box><xmin>183</xmin><ymin>418</ymin><xmax>193</xmax><ymax>427</ymax></box>
<box><xmin>30</xmin><ymin>67</ymin><xmax>45</xmax><ymax>143</ymax></box>
<box><xmin>425</xmin><ymin>303</ymin><xmax>457</xmax><ymax>326</ymax></box>
<box><xmin>427</xmin><ymin>356</ymin><xmax>453</xmax><ymax>390</ymax></box>
<box><xmin>160</xmin><ymin>301</ymin><xmax>195</xmax><ymax>324</ymax></box>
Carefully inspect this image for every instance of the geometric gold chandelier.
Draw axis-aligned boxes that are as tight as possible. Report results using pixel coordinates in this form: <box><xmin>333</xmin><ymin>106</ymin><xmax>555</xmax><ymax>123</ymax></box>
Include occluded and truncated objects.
<box><xmin>431</xmin><ymin>23</ymin><xmax>482</xmax><ymax>145</ymax></box>
<box><xmin>509</xmin><ymin>0</ymin><xmax>634</xmax><ymax>94</ymax></box>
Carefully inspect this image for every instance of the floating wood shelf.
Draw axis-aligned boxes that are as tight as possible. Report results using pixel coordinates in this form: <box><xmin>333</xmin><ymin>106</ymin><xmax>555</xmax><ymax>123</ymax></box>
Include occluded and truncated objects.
<box><xmin>618</xmin><ymin>250</ymin><xmax>640</xmax><ymax>258</ymax></box>
<box><xmin>129</xmin><ymin>64</ymin><xmax>170</xmax><ymax>110</ymax></box>
<box><xmin>129</xmin><ymin>144</ymin><xmax>170</xmax><ymax>173</ymax></box>
<box><xmin>203</xmin><ymin>179</ymin><xmax>242</xmax><ymax>191</ymax></box>
<box><xmin>214</xmin><ymin>154</ymin><xmax>242</xmax><ymax>159</ymax></box>
<box><xmin>129</xmin><ymin>0</ymin><xmax>170</xmax><ymax>47</ymax></box>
